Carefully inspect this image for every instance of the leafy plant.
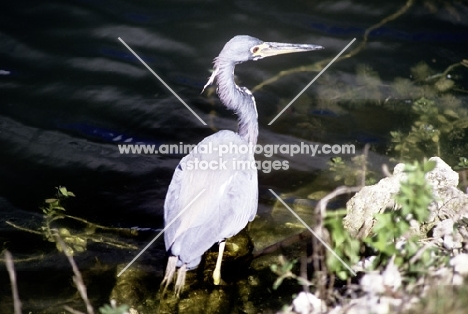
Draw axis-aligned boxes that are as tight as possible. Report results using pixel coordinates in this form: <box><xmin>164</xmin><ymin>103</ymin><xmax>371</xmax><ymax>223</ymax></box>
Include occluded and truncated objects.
<box><xmin>6</xmin><ymin>186</ymin><xmax>137</xmax><ymax>257</ymax></box>
<box><xmin>324</xmin><ymin>209</ymin><xmax>361</xmax><ymax>280</ymax></box>
<box><xmin>394</xmin><ymin>160</ymin><xmax>435</xmax><ymax>223</ymax></box>
<box><xmin>40</xmin><ymin>186</ymin><xmax>87</xmax><ymax>255</ymax></box>
<box><xmin>325</xmin><ymin>160</ymin><xmax>438</xmax><ymax>281</ymax></box>
<box><xmin>270</xmin><ymin>256</ymin><xmax>312</xmax><ymax>290</ymax></box>
<box><xmin>99</xmin><ymin>301</ymin><xmax>130</xmax><ymax>314</ymax></box>
<box><xmin>366</xmin><ymin>160</ymin><xmax>436</xmax><ymax>270</ymax></box>
<box><xmin>327</xmin><ymin>155</ymin><xmax>376</xmax><ymax>186</ymax></box>
<box><xmin>390</xmin><ymin>97</ymin><xmax>468</xmax><ymax>162</ymax></box>
<box><xmin>454</xmin><ymin>157</ymin><xmax>468</xmax><ymax>170</ymax></box>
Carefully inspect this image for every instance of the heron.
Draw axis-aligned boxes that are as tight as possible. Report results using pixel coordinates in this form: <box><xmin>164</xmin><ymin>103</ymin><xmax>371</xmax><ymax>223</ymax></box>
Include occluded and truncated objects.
<box><xmin>161</xmin><ymin>35</ymin><xmax>323</xmax><ymax>295</ymax></box>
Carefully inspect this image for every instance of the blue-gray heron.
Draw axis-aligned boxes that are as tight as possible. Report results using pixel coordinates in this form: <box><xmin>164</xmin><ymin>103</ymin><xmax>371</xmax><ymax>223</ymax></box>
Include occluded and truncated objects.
<box><xmin>162</xmin><ymin>35</ymin><xmax>323</xmax><ymax>295</ymax></box>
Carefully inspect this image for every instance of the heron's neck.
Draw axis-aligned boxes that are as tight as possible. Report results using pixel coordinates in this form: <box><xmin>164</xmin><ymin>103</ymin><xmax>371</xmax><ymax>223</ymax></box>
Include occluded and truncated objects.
<box><xmin>215</xmin><ymin>61</ymin><xmax>259</xmax><ymax>146</ymax></box>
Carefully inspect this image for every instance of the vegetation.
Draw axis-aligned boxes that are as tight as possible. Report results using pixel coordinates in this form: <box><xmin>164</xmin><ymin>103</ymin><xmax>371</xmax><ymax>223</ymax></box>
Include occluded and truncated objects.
<box><xmin>6</xmin><ymin>186</ymin><xmax>137</xmax><ymax>258</ymax></box>
<box><xmin>267</xmin><ymin>2</ymin><xmax>468</xmax><ymax>310</ymax></box>
<box><xmin>326</xmin><ymin>160</ymin><xmax>439</xmax><ymax>281</ymax></box>
<box><xmin>3</xmin><ymin>187</ymin><xmax>133</xmax><ymax>314</ymax></box>
<box><xmin>271</xmin><ymin>156</ymin><xmax>462</xmax><ymax>313</ymax></box>
<box><xmin>327</xmin><ymin>155</ymin><xmax>376</xmax><ymax>186</ymax></box>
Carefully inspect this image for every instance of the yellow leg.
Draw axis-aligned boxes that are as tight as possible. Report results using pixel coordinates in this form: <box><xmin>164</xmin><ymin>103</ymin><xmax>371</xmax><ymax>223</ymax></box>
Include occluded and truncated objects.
<box><xmin>213</xmin><ymin>241</ymin><xmax>225</xmax><ymax>285</ymax></box>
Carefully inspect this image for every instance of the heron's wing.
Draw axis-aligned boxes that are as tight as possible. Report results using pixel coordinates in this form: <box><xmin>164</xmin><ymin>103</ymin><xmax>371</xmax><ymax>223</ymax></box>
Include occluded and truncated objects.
<box><xmin>163</xmin><ymin>130</ymin><xmax>258</xmax><ymax>261</ymax></box>
<box><xmin>163</xmin><ymin>157</ymin><xmax>228</xmax><ymax>249</ymax></box>
<box><xmin>217</xmin><ymin>164</ymin><xmax>258</xmax><ymax>237</ymax></box>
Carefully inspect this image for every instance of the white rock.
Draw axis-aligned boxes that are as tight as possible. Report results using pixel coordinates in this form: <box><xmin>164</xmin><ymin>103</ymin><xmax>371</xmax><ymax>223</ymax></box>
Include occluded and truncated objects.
<box><xmin>353</xmin><ymin>256</ymin><xmax>376</xmax><ymax>272</ymax></box>
<box><xmin>452</xmin><ymin>273</ymin><xmax>464</xmax><ymax>285</ymax></box>
<box><xmin>292</xmin><ymin>292</ymin><xmax>326</xmax><ymax>314</ymax></box>
<box><xmin>450</xmin><ymin>254</ymin><xmax>468</xmax><ymax>275</ymax></box>
<box><xmin>360</xmin><ymin>272</ymin><xmax>385</xmax><ymax>294</ymax></box>
<box><xmin>344</xmin><ymin>157</ymin><xmax>468</xmax><ymax>238</ymax></box>
<box><xmin>347</xmin><ymin>296</ymin><xmax>389</xmax><ymax>314</ymax></box>
<box><xmin>433</xmin><ymin>219</ymin><xmax>454</xmax><ymax>239</ymax></box>
<box><xmin>382</xmin><ymin>260</ymin><xmax>402</xmax><ymax>291</ymax></box>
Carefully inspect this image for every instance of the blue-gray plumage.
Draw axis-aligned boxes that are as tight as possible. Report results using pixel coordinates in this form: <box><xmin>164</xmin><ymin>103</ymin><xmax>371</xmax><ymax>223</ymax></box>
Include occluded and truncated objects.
<box><xmin>162</xmin><ymin>35</ymin><xmax>323</xmax><ymax>295</ymax></box>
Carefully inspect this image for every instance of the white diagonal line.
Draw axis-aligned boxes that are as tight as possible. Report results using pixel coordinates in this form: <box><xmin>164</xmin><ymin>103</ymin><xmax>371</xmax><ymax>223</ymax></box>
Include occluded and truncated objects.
<box><xmin>269</xmin><ymin>189</ymin><xmax>356</xmax><ymax>276</ymax></box>
<box><xmin>117</xmin><ymin>188</ymin><xmax>206</xmax><ymax>277</ymax></box>
<box><xmin>118</xmin><ymin>37</ymin><xmax>207</xmax><ymax>126</ymax></box>
<box><xmin>268</xmin><ymin>38</ymin><xmax>356</xmax><ymax>125</ymax></box>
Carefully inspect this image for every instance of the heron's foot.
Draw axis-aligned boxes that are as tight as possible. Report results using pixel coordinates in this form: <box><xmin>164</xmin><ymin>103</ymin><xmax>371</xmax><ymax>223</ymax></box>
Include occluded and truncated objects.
<box><xmin>213</xmin><ymin>241</ymin><xmax>226</xmax><ymax>285</ymax></box>
<box><xmin>175</xmin><ymin>264</ymin><xmax>187</xmax><ymax>297</ymax></box>
<box><xmin>213</xmin><ymin>268</ymin><xmax>221</xmax><ymax>285</ymax></box>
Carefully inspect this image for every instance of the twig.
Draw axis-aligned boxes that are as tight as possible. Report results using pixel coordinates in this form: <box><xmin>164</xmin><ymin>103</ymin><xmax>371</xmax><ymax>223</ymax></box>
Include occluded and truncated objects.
<box><xmin>382</xmin><ymin>164</ymin><xmax>393</xmax><ymax>177</ymax></box>
<box><xmin>409</xmin><ymin>241</ymin><xmax>435</xmax><ymax>265</ymax></box>
<box><xmin>7</xmin><ymin>219</ymin><xmax>137</xmax><ymax>251</ymax></box>
<box><xmin>63</xmin><ymin>214</ymin><xmax>138</xmax><ymax>236</ymax></box>
<box><xmin>87</xmin><ymin>235</ymin><xmax>138</xmax><ymax>250</ymax></box>
<box><xmin>300</xmin><ymin>244</ymin><xmax>309</xmax><ymax>293</ymax></box>
<box><xmin>360</xmin><ymin>144</ymin><xmax>370</xmax><ymax>187</ymax></box>
<box><xmin>315</xmin><ymin>186</ymin><xmax>362</xmax><ymax>219</ymax></box>
<box><xmin>53</xmin><ymin>229</ymin><xmax>94</xmax><ymax>314</ymax></box>
<box><xmin>424</xmin><ymin>62</ymin><xmax>464</xmax><ymax>83</ymax></box>
<box><xmin>252</xmin><ymin>230</ymin><xmax>311</xmax><ymax>258</ymax></box>
<box><xmin>251</xmin><ymin>0</ymin><xmax>414</xmax><ymax>92</ymax></box>
<box><xmin>0</xmin><ymin>254</ymin><xmax>44</xmax><ymax>263</ymax></box>
<box><xmin>5</xmin><ymin>251</ymin><xmax>22</xmax><ymax>314</ymax></box>
<box><xmin>5</xmin><ymin>221</ymin><xmax>42</xmax><ymax>235</ymax></box>
<box><xmin>311</xmin><ymin>153</ymin><xmax>365</xmax><ymax>299</ymax></box>
<box><xmin>312</xmin><ymin>185</ymin><xmax>362</xmax><ymax>300</ymax></box>
<box><xmin>64</xmin><ymin>305</ymin><xmax>86</xmax><ymax>314</ymax></box>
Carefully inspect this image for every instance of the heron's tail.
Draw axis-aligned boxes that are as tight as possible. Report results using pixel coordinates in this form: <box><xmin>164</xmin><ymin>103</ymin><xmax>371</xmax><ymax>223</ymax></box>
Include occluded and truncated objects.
<box><xmin>160</xmin><ymin>256</ymin><xmax>187</xmax><ymax>297</ymax></box>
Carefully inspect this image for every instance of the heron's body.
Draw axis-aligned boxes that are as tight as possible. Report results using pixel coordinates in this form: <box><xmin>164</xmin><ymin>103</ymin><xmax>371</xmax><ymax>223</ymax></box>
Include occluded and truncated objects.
<box><xmin>161</xmin><ymin>35</ymin><xmax>323</xmax><ymax>295</ymax></box>
<box><xmin>164</xmin><ymin>130</ymin><xmax>258</xmax><ymax>269</ymax></box>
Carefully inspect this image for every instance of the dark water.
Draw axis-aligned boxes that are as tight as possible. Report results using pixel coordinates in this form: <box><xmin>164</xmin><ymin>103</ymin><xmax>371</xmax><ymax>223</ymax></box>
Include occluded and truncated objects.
<box><xmin>1</xmin><ymin>0</ymin><xmax>467</xmax><ymax>312</ymax></box>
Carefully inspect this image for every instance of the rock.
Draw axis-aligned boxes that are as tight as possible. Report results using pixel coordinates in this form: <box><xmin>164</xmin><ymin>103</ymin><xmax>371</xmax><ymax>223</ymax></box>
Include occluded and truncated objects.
<box><xmin>360</xmin><ymin>272</ymin><xmax>385</xmax><ymax>294</ymax></box>
<box><xmin>450</xmin><ymin>253</ymin><xmax>468</xmax><ymax>275</ymax></box>
<box><xmin>292</xmin><ymin>292</ymin><xmax>326</xmax><ymax>314</ymax></box>
<box><xmin>345</xmin><ymin>295</ymin><xmax>403</xmax><ymax>314</ymax></box>
<box><xmin>360</xmin><ymin>258</ymin><xmax>401</xmax><ymax>295</ymax></box>
<box><xmin>344</xmin><ymin>157</ymin><xmax>468</xmax><ymax>238</ymax></box>
<box><xmin>433</xmin><ymin>219</ymin><xmax>454</xmax><ymax>239</ymax></box>
<box><xmin>382</xmin><ymin>259</ymin><xmax>402</xmax><ymax>291</ymax></box>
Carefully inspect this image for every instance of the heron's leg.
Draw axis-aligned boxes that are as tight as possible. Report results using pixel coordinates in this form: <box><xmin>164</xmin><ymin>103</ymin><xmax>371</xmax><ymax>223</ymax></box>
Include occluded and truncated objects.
<box><xmin>213</xmin><ymin>240</ymin><xmax>226</xmax><ymax>285</ymax></box>
<box><xmin>175</xmin><ymin>264</ymin><xmax>187</xmax><ymax>297</ymax></box>
<box><xmin>161</xmin><ymin>256</ymin><xmax>177</xmax><ymax>294</ymax></box>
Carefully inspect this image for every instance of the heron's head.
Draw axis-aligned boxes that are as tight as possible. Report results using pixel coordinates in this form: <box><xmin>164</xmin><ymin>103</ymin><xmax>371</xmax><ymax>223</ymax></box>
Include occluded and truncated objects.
<box><xmin>202</xmin><ymin>35</ymin><xmax>323</xmax><ymax>92</ymax></box>
<box><xmin>218</xmin><ymin>35</ymin><xmax>324</xmax><ymax>63</ymax></box>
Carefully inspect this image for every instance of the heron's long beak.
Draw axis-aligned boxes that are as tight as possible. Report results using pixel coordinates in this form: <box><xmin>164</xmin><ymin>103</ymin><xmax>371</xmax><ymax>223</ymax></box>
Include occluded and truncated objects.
<box><xmin>252</xmin><ymin>42</ymin><xmax>324</xmax><ymax>59</ymax></box>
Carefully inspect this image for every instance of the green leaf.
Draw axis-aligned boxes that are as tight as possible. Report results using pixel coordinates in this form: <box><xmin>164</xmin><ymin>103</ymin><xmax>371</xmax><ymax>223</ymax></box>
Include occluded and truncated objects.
<box><xmin>59</xmin><ymin>186</ymin><xmax>68</xmax><ymax>196</ymax></box>
<box><xmin>443</xmin><ymin>109</ymin><xmax>459</xmax><ymax>118</ymax></box>
<box><xmin>337</xmin><ymin>270</ymin><xmax>349</xmax><ymax>281</ymax></box>
<box><xmin>423</xmin><ymin>160</ymin><xmax>436</xmax><ymax>172</ymax></box>
<box><xmin>273</xmin><ymin>276</ymin><xmax>285</xmax><ymax>290</ymax></box>
<box><xmin>436</xmin><ymin>114</ymin><xmax>448</xmax><ymax>123</ymax></box>
<box><xmin>99</xmin><ymin>303</ymin><xmax>129</xmax><ymax>314</ymax></box>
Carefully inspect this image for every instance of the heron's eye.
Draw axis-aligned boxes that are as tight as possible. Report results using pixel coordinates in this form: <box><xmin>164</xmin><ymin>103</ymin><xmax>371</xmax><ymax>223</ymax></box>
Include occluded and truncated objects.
<box><xmin>251</xmin><ymin>46</ymin><xmax>259</xmax><ymax>54</ymax></box>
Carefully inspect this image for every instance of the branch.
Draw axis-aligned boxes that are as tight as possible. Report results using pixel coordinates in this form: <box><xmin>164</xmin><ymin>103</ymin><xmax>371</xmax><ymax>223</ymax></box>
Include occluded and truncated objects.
<box><xmin>53</xmin><ymin>230</ymin><xmax>94</xmax><ymax>314</ymax></box>
<box><xmin>5</xmin><ymin>221</ymin><xmax>42</xmax><ymax>235</ymax></box>
<box><xmin>4</xmin><ymin>251</ymin><xmax>22</xmax><ymax>314</ymax></box>
<box><xmin>251</xmin><ymin>0</ymin><xmax>414</xmax><ymax>93</ymax></box>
